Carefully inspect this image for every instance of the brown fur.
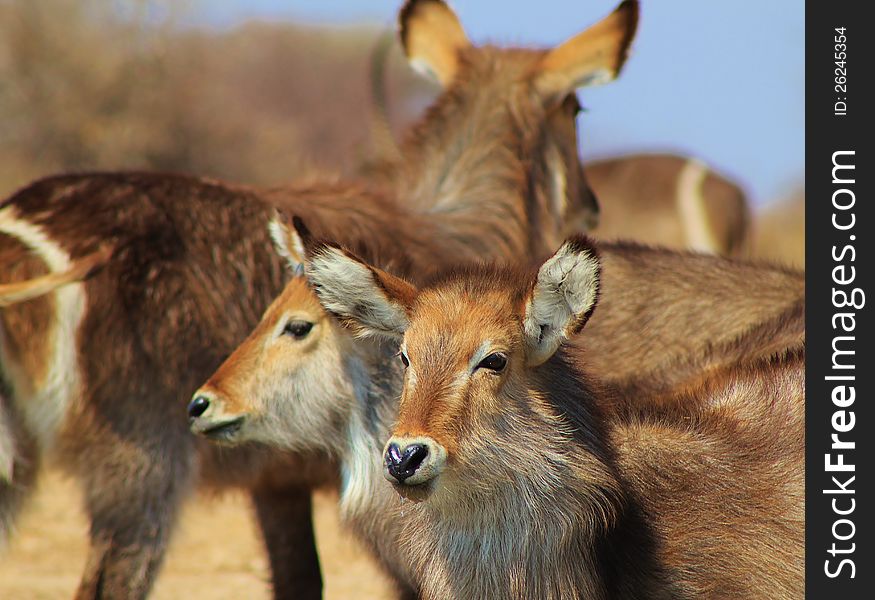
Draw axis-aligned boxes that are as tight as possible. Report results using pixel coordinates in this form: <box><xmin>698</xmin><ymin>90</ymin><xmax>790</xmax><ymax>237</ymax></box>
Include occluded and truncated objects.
<box><xmin>311</xmin><ymin>243</ymin><xmax>802</xmax><ymax>598</ymax></box>
<box><xmin>0</xmin><ymin>173</ymin><xmax>471</xmax><ymax>599</ymax></box>
<box><xmin>0</xmin><ymin>245</ymin><xmax>109</xmax><ymax>307</ymax></box>
<box><xmin>368</xmin><ymin>46</ymin><xmax>590</xmax><ymax>259</ymax></box>
<box><xmin>586</xmin><ymin>154</ymin><xmax>751</xmax><ymax>256</ymax></box>
<box><xmin>0</xmin><ymin>235</ymin><xmax>55</xmax><ymax>388</ymax></box>
<box><xmin>611</xmin><ymin>353</ymin><xmax>804</xmax><ymax>598</ymax></box>
<box><xmin>574</xmin><ymin>240</ymin><xmax>803</xmax><ymax>398</ymax></box>
<box><xmin>366</xmin><ymin>26</ymin><xmax>747</xmax><ymax>258</ymax></box>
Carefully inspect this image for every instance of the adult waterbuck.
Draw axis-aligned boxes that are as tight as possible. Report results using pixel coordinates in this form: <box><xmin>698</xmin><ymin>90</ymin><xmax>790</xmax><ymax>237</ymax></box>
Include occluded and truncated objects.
<box><xmin>298</xmin><ymin>233</ymin><xmax>803</xmax><ymax>599</ymax></box>
<box><xmin>0</xmin><ymin>0</ymin><xmax>639</xmax><ymax>596</ymax></box>
<box><xmin>366</xmin><ymin>26</ymin><xmax>751</xmax><ymax>257</ymax></box>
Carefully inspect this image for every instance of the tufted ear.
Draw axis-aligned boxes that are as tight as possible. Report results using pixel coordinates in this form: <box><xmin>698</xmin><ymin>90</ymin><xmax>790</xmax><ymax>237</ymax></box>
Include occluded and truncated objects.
<box><xmin>535</xmin><ymin>0</ymin><xmax>639</xmax><ymax>101</ymax></box>
<box><xmin>292</xmin><ymin>217</ymin><xmax>417</xmax><ymax>340</ymax></box>
<box><xmin>399</xmin><ymin>0</ymin><xmax>470</xmax><ymax>86</ymax></box>
<box><xmin>268</xmin><ymin>211</ymin><xmax>306</xmax><ymax>277</ymax></box>
<box><xmin>522</xmin><ymin>235</ymin><xmax>601</xmax><ymax>366</ymax></box>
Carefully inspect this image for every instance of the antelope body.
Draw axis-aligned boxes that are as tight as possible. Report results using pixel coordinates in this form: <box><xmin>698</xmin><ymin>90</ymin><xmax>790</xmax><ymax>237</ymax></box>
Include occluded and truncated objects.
<box><xmin>585</xmin><ymin>153</ymin><xmax>751</xmax><ymax>256</ymax></box>
<box><xmin>574</xmin><ymin>240</ymin><xmax>803</xmax><ymax>399</ymax></box>
<box><xmin>0</xmin><ymin>1</ymin><xmax>639</xmax><ymax>597</ymax></box>
<box><xmin>300</xmin><ymin>234</ymin><xmax>803</xmax><ymax>599</ymax></box>
<box><xmin>0</xmin><ymin>174</ymin><xmax>334</xmax><ymax>598</ymax></box>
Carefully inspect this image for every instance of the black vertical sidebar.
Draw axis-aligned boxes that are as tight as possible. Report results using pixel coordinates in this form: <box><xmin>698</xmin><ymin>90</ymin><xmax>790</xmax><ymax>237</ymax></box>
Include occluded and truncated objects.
<box><xmin>806</xmin><ymin>1</ymin><xmax>873</xmax><ymax>597</ymax></box>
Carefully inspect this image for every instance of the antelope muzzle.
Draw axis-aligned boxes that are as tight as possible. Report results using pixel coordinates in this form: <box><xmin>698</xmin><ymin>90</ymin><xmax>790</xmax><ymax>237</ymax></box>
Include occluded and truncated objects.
<box><xmin>383</xmin><ymin>436</ymin><xmax>447</xmax><ymax>498</ymax></box>
<box><xmin>187</xmin><ymin>389</ymin><xmax>246</xmax><ymax>443</ymax></box>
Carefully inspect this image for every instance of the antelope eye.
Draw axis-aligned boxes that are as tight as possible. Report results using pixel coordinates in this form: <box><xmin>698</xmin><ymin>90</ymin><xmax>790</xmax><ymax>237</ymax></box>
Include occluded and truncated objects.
<box><xmin>477</xmin><ymin>352</ymin><xmax>507</xmax><ymax>373</ymax></box>
<box><xmin>563</xmin><ymin>94</ymin><xmax>583</xmax><ymax>116</ymax></box>
<box><xmin>399</xmin><ymin>352</ymin><xmax>410</xmax><ymax>368</ymax></box>
<box><xmin>283</xmin><ymin>320</ymin><xmax>314</xmax><ymax>339</ymax></box>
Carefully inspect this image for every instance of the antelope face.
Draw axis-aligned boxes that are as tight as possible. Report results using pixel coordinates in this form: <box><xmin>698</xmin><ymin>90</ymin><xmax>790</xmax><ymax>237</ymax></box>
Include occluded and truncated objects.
<box><xmin>383</xmin><ymin>281</ymin><xmax>529</xmax><ymax>501</ymax></box>
<box><xmin>399</xmin><ymin>0</ymin><xmax>639</xmax><ymax>241</ymax></box>
<box><xmin>189</xmin><ymin>272</ymin><xmax>360</xmax><ymax>451</ymax></box>
<box><xmin>301</xmin><ymin>219</ymin><xmax>602</xmax><ymax>505</ymax></box>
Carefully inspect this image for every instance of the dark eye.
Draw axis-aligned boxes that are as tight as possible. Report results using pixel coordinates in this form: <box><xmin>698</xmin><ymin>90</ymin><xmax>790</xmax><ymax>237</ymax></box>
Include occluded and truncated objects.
<box><xmin>477</xmin><ymin>353</ymin><xmax>507</xmax><ymax>373</ymax></box>
<box><xmin>283</xmin><ymin>320</ymin><xmax>313</xmax><ymax>339</ymax></box>
<box><xmin>399</xmin><ymin>351</ymin><xmax>410</xmax><ymax>368</ymax></box>
<box><xmin>564</xmin><ymin>94</ymin><xmax>583</xmax><ymax>116</ymax></box>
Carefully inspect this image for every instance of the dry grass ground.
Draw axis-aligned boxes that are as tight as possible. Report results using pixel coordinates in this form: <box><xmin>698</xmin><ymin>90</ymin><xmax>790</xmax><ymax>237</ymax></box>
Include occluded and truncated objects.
<box><xmin>0</xmin><ymin>470</ymin><xmax>396</xmax><ymax>599</ymax></box>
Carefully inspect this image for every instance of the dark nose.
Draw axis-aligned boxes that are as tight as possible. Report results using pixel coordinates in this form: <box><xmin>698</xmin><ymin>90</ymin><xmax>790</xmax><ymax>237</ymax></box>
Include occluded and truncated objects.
<box><xmin>188</xmin><ymin>395</ymin><xmax>210</xmax><ymax>419</ymax></box>
<box><xmin>385</xmin><ymin>443</ymin><xmax>429</xmax><ymax>483</ymax></box>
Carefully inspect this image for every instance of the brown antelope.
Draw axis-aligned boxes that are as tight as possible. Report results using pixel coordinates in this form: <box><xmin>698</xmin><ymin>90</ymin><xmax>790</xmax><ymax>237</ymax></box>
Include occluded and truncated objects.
<box><xmin>585</xmin><ymin>153</ymin><xmax>751</xmax><ymax>256</ymax></box>
<box><xmin>365</xmin><ymin>26</ymin><xmax>751</xmax><ymax>258</ymax></box>
<box><xmin>0</xmin><ymin>0</ymin><xmax>639</xmax><ymax>597</ymax></box>
<box><xmin>192</xmin><ymin>206</ymin><xmax>802</xmax><ymax>596</ymax></box>
<box><xmin>297</xmin><ymin>233</ymin><xmax>803</xmax><ymax>599</ymax></box>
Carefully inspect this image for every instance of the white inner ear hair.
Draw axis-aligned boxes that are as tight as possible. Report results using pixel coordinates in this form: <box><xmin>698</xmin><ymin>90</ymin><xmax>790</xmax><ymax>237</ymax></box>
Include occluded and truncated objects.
<box><xmin>268</xmin><ymin>217</ymin><xmax>305</xmax><ymax>274</ymax></box>
<box><xmin>408</xmin><ymin>57</ymin><xmax>441</xmax><ymax>83</ymax></box>
<box><xmin>524</xmin><ymin>243</ymin><xmax>598</xmax><ymax>363</ymax></box>
<box><xmin>307</xmin><ymin>247</ymin><xmax>409</xmax><ymax>338</ymax></box>
<box><xmin>577</xmin><ymin>67</ymin><xmax>613</xmax><ymax>88</ymax></box>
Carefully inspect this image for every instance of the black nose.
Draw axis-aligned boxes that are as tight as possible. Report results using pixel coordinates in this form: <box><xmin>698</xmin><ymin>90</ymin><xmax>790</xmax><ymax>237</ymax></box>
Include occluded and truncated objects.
<box><xmin>188</xmin><ymin>395</ymin><xmax>210</xmax><ymax>419</ymax></box>
<box><xmin>385</xmin><ymin>443</ymin><xmax>428</xmax><ymax>483</ymax></box>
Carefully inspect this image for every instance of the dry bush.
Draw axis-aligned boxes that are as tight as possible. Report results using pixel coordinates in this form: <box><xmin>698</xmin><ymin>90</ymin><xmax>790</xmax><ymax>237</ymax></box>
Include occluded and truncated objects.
<box><xmin>749</xmin><ymin>189</ymin><xmax>805</xmax><ymax>269</ymax></box>
<box><xmin>0</xmin><ymin>0</ymin><xmax>430</xmax><ymax>197</ymax></box>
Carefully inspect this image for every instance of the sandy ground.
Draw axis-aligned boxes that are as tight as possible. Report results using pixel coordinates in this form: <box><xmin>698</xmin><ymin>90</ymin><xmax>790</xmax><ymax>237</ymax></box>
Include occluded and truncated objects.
<box><xmin>0</xmin><ymin>469</ymin><xmax>396</xmax><ymax>599</ymax></box>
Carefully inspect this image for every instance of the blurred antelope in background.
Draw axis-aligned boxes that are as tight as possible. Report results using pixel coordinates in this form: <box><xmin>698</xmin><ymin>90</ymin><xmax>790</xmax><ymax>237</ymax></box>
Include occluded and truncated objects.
<box><xmin>0</xmin><ymin>0</ymin><xmax>640</xmax><ymax>597</ymax></box>
<box><xmin>750</xmin><ymin>188</ymin><xmax>805</xmax><ymax>268</ymax></box>
<box><xmin>300</xmin><ymin>234</ymin><xmax>803</xmax><ymax>599</ymax></box>
<box><xmin>585</xmin><ymin>153</ymin><xmax>750</xmax><ymax>255</ymax></box>
<box><xmin>367</xmin><ymin>20</ymin><xmax>751</xmax><ymax>257</ymax></box>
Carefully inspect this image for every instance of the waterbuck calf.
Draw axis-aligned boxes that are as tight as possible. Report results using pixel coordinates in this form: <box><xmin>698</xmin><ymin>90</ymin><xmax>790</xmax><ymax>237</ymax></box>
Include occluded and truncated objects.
<box><xmin>0</xmin><ymin>0</ymin><xmax>639</xmax><ymax>596</ymax></box>
<box><xmin>300</xmin><ymin>234</ymin><xmax>803</xmax><ymax>599</ymax></box>
<box><xmin>192</xmin><ymin>207</ymin><xmax>802</xmax><ymax>596</ymax></box>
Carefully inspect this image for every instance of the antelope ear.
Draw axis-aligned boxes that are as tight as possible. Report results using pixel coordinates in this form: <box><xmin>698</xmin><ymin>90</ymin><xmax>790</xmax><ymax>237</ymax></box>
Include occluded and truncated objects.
<box><xmin>523</xmin><ymin>236</ymin><xmax>601</xmax><ymax>366</ymax></box>
<box><xmin>268</xmin><ymin>211</ymin><xmax>306</xmax><ymax>276</ymax></box>
<box><xmin>399</xmin><ymin>0</ymin><xmax>470</xmax><ymax>86</ymax></box>
<box><xmin>297</xmin><ymin>221</ymin><xmax>417</xmax><ymax>339</ymax></box>
<box><xmin>535</xmin><ymin>0</ymin><xmax>639</xmax><ymax>100</ymax></box>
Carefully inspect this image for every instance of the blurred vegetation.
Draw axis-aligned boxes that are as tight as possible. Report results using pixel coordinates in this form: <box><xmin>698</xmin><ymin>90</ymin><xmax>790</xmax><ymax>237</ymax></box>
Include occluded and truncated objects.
<box><xmin>0</xmin><ymin>0</ymin><xmax>431</xmax><ymax>197</ymax></box>
<box><xmin>750</xmin><ymin>189</ymin><xmax>805</xmax><ymax>269</ymax></box>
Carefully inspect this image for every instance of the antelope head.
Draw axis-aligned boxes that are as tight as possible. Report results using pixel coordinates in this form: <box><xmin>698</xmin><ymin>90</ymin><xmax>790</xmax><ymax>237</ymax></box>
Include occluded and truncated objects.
<box><xmin>397</xmin><ymin>0</ymin><xmax>640</xmax><ymax>242</ymax></box>
<box><xmin>303</xmin><ymin>230</ymin><xmax>605</xmax><ymax>505</ymax></box>
<box><xmin>188</xmin><ymin>216</ymin><xmax>373</xmax><ymax>450</ymax></box>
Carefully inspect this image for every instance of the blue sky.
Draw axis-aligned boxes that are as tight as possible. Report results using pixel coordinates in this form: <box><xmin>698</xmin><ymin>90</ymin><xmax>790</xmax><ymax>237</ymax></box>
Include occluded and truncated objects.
<box><xmin>190</xmin><ymin>1</ymin><xmax>804</xmax><ymax>206</ymax></box>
